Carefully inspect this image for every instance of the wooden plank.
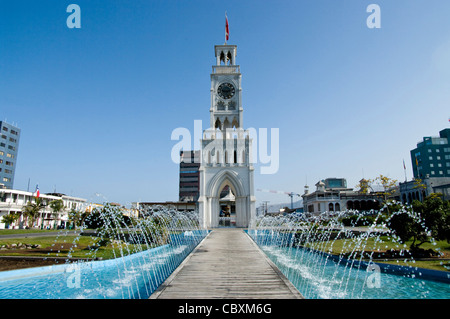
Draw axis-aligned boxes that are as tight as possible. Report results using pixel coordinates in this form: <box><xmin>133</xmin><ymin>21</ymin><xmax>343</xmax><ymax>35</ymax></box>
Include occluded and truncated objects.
<box><xmin>150</xmin><ymin>228</ymin><xmax>303</xmax><ymax>299</ymax></box>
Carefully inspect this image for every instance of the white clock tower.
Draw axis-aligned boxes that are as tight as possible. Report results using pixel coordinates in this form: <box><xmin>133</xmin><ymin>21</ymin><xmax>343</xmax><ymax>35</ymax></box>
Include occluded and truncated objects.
<box><xmin>198</xmin><ymin>44</ymin><xmax>256</xmax><ymax>228</ymax></box>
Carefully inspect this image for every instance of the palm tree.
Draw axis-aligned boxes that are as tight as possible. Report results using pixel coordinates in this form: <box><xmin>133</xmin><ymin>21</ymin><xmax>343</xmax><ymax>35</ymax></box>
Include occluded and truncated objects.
<box><xmin>22</xmin><ymin>198</ymin><xmax>45</xmax><ymax>228</ymax></box>
<box><xmin>67</xmin><ymin>208</ymin><xmax>83</xmax><ymax>229</ymax></box>
<box><xmin>1</xmin><ymin>212</ymin><xmax>20</xmax><ymax>229</ymax></box>
<box><xmin>49</xmin><ymin>199</ymin><xmax>64</xmax><ymax>229</ymax></box>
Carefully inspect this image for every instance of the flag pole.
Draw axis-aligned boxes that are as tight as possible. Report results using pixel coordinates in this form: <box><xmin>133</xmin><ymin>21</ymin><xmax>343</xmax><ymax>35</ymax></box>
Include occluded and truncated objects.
<box><xmin>403</xmin><ymin>159</ymin><xmax>407</xmax><ymax>182</ymax></box>
<box><xmin>415</xmin><ymin>156</ymin><xmax>420</xmax><ymax>179</ymax></box>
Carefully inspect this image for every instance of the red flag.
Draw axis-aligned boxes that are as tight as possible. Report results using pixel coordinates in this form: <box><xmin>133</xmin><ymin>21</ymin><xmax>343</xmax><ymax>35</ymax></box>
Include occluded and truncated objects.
<box><xmin>34</xmin><ymin>185</ymin><xmax>40</xmax><ymax>198</ymax></box>
<box><xmin>225</xmin><ymin>13</ymin><xmax>229</xmax><ymax>42</ymax></box>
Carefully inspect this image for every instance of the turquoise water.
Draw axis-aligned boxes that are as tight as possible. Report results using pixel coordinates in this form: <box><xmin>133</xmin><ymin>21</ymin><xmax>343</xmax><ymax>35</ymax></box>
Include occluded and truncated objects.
<box><xmin>260</xmin><ymin>245</ymin><xmax>450</xmax><ymax>299</ymax></box>
<box><xmin>0</xmin><ymin>231</ymin><xmax>207</xmax><ymax>299</ymax></box>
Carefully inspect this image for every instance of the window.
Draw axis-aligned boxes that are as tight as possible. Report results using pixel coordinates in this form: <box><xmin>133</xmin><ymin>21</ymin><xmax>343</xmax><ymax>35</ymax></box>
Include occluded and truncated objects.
<box><xmin>9</xmin><ymin>137</ymin><xmax>16</xmax><ymax>143</ymax></box>
<box><xmin>428</xmin><ymin>149</ymin><xmax>432</xmax><ymax>153</ymax></box>
<box><xmin>439</xmin><ymin>171</ymin><xmax>443</xmax><ymax>175</ymax></box>
<box><xmin>10</xmin><ymin>130</ymin><xmax>17</xmax><ymax>135</ymax></box>
<box><xmin>0</xmin><ymin>151</ymin><xmax>3</xmax><ymax>156</ymax></box>
<box><xmin>6</xmin><ymin>153</ymin><xmax>13</xmax><ymax>158</ymax></box>
<box><xmin>438</xmin><ymin>163</ymin><xmax>442</xmax><ymax>167</ymax></box>
<box><xmin>431</xmin><ymin>171</ymin><xmax>435</xmax><ymax>175</ymax></box>
<box><xmin>436</xmin><ymin>149</ymin><xmax>440</xmax><ymax>153</ymax></box>
<box><xmin>430</xmin><ymin>164</ymin><xmax>434</xmax><ymax>167</ymax></box>
<box><xmin>4</xmin><ymin>169</ymin><xmax>12</xmax><ymax>174</ymax></box>
<box><xmin>446</xmin><ymin>155</ymin><xmax>450</xmax><ymax>160</ymax></box>
<box><xmin>437</xmin><ymin>156</ymin><xmax>441</xmax><ymax>160</ymax></box>
<box><xmin>2</xmin><ymin>127</ymin><xmax>8</xmax><ymax>132</ymax></box>
<box><xmin>2</xmin><ymin>177</ymin><xmax>10</xmax><ymax>182</ymax></box>
<box><xmin>7</xmin><ymin>145</ymin><xmax>15</xmax><ymax>151</ymax></box>
<box><xmin>448</xmin><ymin>170</ymin><xmax>450</xmax><ymax>174</ymax></box>
<box><xmin>429</xmin><ymin>156</ymin><xmax>433</xmax><ymax>160</ymax></box>
<box><xmin>444</xmin><ymin>148</ymin><xmax>450</xmax><ymax>152</ymax></box>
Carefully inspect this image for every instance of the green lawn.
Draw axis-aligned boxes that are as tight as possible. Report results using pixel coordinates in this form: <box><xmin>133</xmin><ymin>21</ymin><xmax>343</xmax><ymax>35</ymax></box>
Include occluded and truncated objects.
<box><xmin>0</xmin><ymin>229</ymin><xmax>62</xmax><ymax>235</ymax></box>
<box><xmin>0</xmin><ymin>233</ymin><xmax>154</xmax><ymax>260</ymax></box>
<box><xmin>308</xmin><ymin>235</ymin><xmax>450</xmax><ymax>272</ymax></box>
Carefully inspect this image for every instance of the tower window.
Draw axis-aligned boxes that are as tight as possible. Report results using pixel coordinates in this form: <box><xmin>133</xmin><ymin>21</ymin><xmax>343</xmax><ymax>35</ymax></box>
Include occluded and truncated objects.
<box><xmin>227</xmin><ymin>52</ymin><xmax>232</xmax><ymax>65</ymax></box>
<box><xmin>215</xmin><ymin>118</ymin><xmax>222</xmax><ymax>130</ymax></box>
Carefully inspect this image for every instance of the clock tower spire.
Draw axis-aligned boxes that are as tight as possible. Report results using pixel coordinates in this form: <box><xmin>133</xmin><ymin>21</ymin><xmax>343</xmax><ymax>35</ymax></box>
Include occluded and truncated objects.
<box><xmin>210</xmin><ymin>44</ymin><xmax>242</xmax><ymax>131</ymax></box>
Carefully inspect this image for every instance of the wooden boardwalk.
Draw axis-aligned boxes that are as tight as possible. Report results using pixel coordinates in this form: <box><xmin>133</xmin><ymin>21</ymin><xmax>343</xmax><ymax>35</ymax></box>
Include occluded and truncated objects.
<box><xmin>150</xmin><ymin>228</ymin><xmax>303</xmax><ymax>299</ymax></box>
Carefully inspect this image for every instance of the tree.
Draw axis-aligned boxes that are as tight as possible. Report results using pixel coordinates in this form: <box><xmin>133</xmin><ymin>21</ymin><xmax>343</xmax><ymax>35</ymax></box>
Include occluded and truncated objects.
<box><xmin>412</xmin><ymin>195</ymin><xmax>450</xmax><ymax>243</ymax></box>
<box><xmin>1</xmin><ymin>212</ymin><xmax>20</xmax><ymax>228</ymax></box>
<box><xmin>22</xmin><ymin>198</ymin><xmax>45</xmax><ymax>228</ymax></box>
<box><xmin>49</xmin><ymin>199</ymin><xmax>64</xmax><ymax>229</ymax></box>
<box><xmin>356</xmin><ymin>178</ymin><xmax>371</xmax><ymax>194</ymax></box>
<box><xmin>355</xmin><ymin>175</ymin><xmax>398</xmax><ymax>214</ymax></box>
<box><xmin>67</xmin><ymin>208</ymin><xmax>83</xmax><ymax>229</ymax></box>
<box><xmin>372</xmin><ymin>174</ymin><xmax>398</xmax><ymax>203</ymax></box>
<box><xmin>388</xmin><ymin>195</ymin><xmax>450</xmax><ymax>253</ymax></box>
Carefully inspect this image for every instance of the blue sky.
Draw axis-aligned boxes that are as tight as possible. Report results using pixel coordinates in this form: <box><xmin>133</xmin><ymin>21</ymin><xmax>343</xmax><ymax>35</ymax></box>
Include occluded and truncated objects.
<box><xmin>1</xmin><ymin>1</ymin><xmax>449</xmax><ymax>207</ymax></box>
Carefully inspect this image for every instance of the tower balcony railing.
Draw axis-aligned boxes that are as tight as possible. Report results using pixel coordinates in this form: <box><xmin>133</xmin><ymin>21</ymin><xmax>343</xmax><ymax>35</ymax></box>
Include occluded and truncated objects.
<box><xmin>212</xmin><ymin>65</ymin><xmax>240</xmax><ymax>74</ymax></box>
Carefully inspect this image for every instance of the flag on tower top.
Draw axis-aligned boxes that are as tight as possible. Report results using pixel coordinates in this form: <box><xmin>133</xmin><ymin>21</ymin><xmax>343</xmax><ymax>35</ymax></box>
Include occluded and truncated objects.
<box><xmin>225</xmin><ymin>12</ymin><xmax>229</xmax><ymax>43</ymax></box>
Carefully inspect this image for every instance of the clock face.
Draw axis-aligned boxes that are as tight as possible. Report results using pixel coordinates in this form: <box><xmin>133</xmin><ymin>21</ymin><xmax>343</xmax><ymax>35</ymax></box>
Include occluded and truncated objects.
<box><xmin>217</xmin><ymin>82</ymin><xmax>235</xmax><ymax>99</ymax></box>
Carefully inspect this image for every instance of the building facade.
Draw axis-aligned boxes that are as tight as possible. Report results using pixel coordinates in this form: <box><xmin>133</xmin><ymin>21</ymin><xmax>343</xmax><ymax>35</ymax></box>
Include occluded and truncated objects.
<box><xmin>302</xmin><ymin>178</ymin><xmax>382</xmax><ymax>215</ymax></box>
<box><xmin>179</xmin><ymin>150</ymin><xmax>200</xmax><ymax>202</ymax></box>
<box><xmin>400</xmin><ymin>177</ymin><xmax>450</xmax><ymax>203</ymax></box>
<box><xmin>411</xmin><ymin>128</ymin><xmax>450</xmax><ymax>179</ymax></box>
<box><xmin>0</xmin><ymin>189</ymin><xmax>86</xmax><ymax>229</ymax></box>
<box><xmin>0</xmin><ymin>121</ymin><xmax>20</xmax><ymax>189</ymax></box>
<box><xmin>197</xmin><ymin>44</ymin><xmax>256</xmax><ymax>228</ymax></box>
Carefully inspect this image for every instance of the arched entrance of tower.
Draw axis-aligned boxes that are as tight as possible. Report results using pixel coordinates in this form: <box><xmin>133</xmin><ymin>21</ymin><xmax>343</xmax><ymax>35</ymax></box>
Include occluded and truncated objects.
<box><xmin>208</xmin><ymin>170</ymin><xmax>248</xmax><ymax>228</ymax></box>
<box><xmin>218</xmin><ymin>185</ymin><xmax>236</xmax><ymax>227</ymax></box>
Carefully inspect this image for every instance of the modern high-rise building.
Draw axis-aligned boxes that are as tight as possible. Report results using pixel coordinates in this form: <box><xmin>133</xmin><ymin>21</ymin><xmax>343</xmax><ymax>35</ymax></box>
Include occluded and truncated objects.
<box><xmin>0</xmin><ymin>121</ymin><xmax>20</xmax><ymax>189</ymax></box>
<box><xmin>410</xmin><ymin>128</ymin><xmax>450</xmax><ymax>179</ymax></box>
<box><xmin>179</xmin><ymin>150</ymin><xmax>200</xmax><ymax>202</ymax></box>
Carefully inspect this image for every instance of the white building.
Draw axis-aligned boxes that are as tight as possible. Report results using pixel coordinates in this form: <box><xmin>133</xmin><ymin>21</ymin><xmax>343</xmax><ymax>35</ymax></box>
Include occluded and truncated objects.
<box><xmin>197</xmin><ymin>44</ymin><xmax>256</xmax><ymax>228</ymax></box>
<box><xmin>0</xmin><ymin>189</ymin><xmax>86</xmax><ymax>229</ymax></box>
<box><xmin>302</xmin><ymin>178</ymin><xmax>382</xmax><ymax>215</ymax></box>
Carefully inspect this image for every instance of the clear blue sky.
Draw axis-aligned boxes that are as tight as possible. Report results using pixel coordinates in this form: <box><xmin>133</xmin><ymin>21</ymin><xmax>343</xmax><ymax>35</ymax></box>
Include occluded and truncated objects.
<box><xmin>1</xmin><ymin>1</ymin><xmax>449</xmax><ymax>207</ymax></box>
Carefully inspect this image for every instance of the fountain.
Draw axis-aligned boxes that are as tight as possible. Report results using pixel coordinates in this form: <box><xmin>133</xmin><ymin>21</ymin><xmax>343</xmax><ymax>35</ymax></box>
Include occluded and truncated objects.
<box><xmin>0</xmin><ymin>204</ymin><xmax>208</xmax><ymax>299</ymax></box>
<box><xmin>248</xmin><ymin>204</ymin><xmax>450</xmax><ymax>299</ymax></box>
<box><xmin>1</xmin><ymin>201</ymin><xmax>448</xmax><ymax>299</ymax></box>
